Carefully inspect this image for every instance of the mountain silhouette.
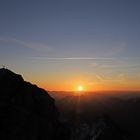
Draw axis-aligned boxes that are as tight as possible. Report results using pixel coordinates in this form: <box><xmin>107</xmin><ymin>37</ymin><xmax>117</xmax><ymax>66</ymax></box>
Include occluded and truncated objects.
<box><xmin>0</xmin><ymin>68</ymin><xmax>70</xmax><ymax>140</ymax></box>
<box><xmin>71</xmin><ymin>116</ymin><xmax>127</xmax><ymax>140</ymax></box>
<box><xmin>0</xmin><ymin>68</ymin><xmax>129</xmax><ymax>140</ymax></box>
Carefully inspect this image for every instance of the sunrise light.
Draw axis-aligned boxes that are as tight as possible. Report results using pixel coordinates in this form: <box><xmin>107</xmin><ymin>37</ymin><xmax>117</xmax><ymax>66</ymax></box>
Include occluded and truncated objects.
<box><xmin>77</xmin><ymin>86</ymin><xmax>83</xmax><ymax>92</ymax></box>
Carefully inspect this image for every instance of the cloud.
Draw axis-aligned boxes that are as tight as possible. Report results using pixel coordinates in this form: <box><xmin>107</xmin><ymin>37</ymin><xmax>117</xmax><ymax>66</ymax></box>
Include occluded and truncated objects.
<box><xmin>89</xmin><ymin>57</ymin><xmax>140</xmax><ymax>69</ymax></box>
<box><xmin>95</xmin><ymin>74</ymin><xmax>121</xmax><ymax>82</ymax></box>
<box><xmin>27</xmin><ymin>57</ymin><xmax>114</xmax><ymax>60</ymax></box>
<box><xmin>100</xmin><ymin>63</ymin><xmax>140</xmax><ymax>68</ymax></box>
<box><xmin>107</xmin><ymin>42</ymin><xmax>127</xmax><ymax>56</ymax></box>
<box><xmin>85</xmin><ymin>74</ymin><xmax>121</xmax><ymax>86</ymax></box>
<box><xmin>118</xmin><ymin>73</ymin><xmax>140</xmax><ymax>81</ymax></box>
<box><xmin>89</xmin><ymin>62</ymin><xmax>100</xmax><ymax>67</ymax></box>
<box><xmin>94</xmin><ymin>72</ymin><xmax>140</xmax><ymax>83</ymax></box>
<box><xmin>95</xmin><ymin>41</ymin><xmax>127</xmax><ymax>57</ymax></box>
<box><xmin>0</xmin><ymin>37</ymin><xmax>50</xmax><ymax>52</ymax></box>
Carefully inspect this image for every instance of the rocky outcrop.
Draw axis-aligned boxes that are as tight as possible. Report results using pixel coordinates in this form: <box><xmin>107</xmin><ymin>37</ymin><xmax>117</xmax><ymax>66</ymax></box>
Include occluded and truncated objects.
<box><xmin>0</xmin><ymin>68</ymin><xmax>129</xmax><ymax>140</ymax></box>
<box><xmin>0</xmin><ymin>68</ymin><xmax>70</xmax><ymax>140</ymax></box>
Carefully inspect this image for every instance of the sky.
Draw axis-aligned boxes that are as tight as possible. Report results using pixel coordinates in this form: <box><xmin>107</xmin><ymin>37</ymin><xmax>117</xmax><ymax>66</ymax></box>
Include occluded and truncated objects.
<box><xmin>0</xmin><ymin>0</ymin><xmax>140</xmax><ymax>91</ymax></box>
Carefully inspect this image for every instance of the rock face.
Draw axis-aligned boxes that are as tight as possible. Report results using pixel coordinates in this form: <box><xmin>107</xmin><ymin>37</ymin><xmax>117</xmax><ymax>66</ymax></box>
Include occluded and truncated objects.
<box><xmin>0</xmin><ymin>68</ymin><xmax>128</xmax><ymax>140</ymax></box>
<box><xmin>0</xmin><ymin>68</ymin><xmax>70</xmax><ymax>140</ymax></box>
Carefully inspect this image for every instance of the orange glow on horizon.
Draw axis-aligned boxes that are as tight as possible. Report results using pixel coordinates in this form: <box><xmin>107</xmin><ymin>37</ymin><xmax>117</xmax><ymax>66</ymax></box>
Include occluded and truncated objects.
<box><xmin>30</xmin><ymin>78</ymin><xmax>140</xmax><ymax>92</ymax></box>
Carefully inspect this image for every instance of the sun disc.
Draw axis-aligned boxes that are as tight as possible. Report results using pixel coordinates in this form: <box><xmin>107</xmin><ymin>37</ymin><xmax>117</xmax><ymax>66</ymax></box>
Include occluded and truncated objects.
<box><xmin>78</xmin><ymin>86</ymin><xmax>83</xmax><ymax>91</ymax></box>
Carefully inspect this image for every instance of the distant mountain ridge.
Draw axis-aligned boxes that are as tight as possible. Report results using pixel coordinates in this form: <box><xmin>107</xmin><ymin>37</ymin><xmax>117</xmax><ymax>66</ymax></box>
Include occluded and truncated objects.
<box><xmin>0</xmin><ymin>68</ymin><xmax>128</xmax><ymax>140</ymax></box>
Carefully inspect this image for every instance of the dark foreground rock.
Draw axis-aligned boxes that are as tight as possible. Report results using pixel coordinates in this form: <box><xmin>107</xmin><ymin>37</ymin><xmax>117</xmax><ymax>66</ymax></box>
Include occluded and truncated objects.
<box><xmin>0</xmin><ymin>68</ymin><xmax>70</xmax><ymax>140</ymax></box>
<box><xmin>71</xmin><ymin>116</ymin><xmax>127</xmax><ymax>140</ymax></box>
<box><xmin>0</xmin><ymin>68</ymin><xmax>128</xmax><ymax>140</ymax></box>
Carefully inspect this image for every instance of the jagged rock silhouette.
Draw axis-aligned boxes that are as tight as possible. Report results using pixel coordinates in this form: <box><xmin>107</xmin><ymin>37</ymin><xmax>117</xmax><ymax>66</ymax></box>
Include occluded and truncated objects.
<box><xmin>0</xmin><ymin>68</ymin><xmax>128</xmax><ymax>140</ymax></box>
<box><xmin>0</xmin><ymin>68</ymin><xmax>70</xmax><ymax>140</ymax></box>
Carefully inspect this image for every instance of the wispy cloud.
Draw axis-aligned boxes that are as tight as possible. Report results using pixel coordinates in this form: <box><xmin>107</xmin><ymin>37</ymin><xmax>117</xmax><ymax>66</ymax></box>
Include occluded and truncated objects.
<box><xmin>0</xmin><ymin>37</ymin><xmax>50</xmax><ymax>52</ymax></box>
<box><xmin>99</xmin><ymin>63</ymin><xmax>140</xmax><ymax>69</ymax></box>
<box><xmin>97</xmin><ymin>41</ymin><xmax>127</xmax><ymax>57</ymax></box>
<box><xmin>106</xmin><ymin>42</ymin><xmax>127</xmax><ymax>56</ymax></box>
<box><xmin>118</xmin><ymin>73</ymin><xmax>140</xmax><ymax>81</ymax></box>
<box><xmin>89</xmin><ymin>57</ymin><xmax>140</xmax><ymax>69</ymax></box>
<box><xmin>28</xmin><ymin>57</ymin><xmax>114</xmax><ymax>60</ymax></box>
<box><xmin>94</xmin><ymin>74</ymin><xmax>123</xmax><ymax>82</ymax></box>
<box><xmin>28</xmin><ymin>56</ymin><xmax>140</xmax><ymax>61</ymax></box>
<box><xmin>85</xmin><ymin>74</ymin><xmax>122</xmax><ymax>86</ymax></box>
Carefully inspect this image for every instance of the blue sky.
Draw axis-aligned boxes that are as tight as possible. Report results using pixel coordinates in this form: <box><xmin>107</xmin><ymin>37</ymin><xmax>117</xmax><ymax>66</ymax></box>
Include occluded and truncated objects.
<box><xmin>0</xmin><ymin>0</ymin><xmax>140</xmax><ymax>91</ymax></box>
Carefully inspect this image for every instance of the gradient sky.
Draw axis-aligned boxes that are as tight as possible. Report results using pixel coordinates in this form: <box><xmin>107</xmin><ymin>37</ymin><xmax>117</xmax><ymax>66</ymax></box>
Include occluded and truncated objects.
<box><xmin>0</xmin><ymin>0</ymin><xmax>140</xmax><ymax>91</ymax></box>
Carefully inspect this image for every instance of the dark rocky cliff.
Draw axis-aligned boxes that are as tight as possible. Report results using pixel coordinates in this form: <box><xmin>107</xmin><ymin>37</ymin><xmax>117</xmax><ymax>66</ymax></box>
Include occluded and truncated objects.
<box><xmin>0</xmin><ymin>68</ymin><xmax>129</xmax><ymax>140</ymax></box>
<box><xmin>0</xmin><ymin>68</ymin><xmax>70</xmax><ymax>140</ymax></box>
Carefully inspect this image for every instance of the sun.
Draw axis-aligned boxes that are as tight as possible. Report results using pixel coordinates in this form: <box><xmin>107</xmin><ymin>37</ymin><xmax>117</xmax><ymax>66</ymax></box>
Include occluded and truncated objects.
<box><xmin>77</xmin><ymin>85</ymin><xmax>83</xmax><ymax>91</ymax></box>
